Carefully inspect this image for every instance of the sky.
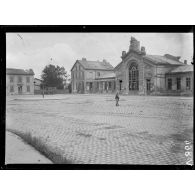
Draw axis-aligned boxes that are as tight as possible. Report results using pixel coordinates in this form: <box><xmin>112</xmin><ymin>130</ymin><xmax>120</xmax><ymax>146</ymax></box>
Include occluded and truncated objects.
<box><xmin>6</xmin><ymin>33</ymin><xmax>193</xmax><ymax>79</ymax></box>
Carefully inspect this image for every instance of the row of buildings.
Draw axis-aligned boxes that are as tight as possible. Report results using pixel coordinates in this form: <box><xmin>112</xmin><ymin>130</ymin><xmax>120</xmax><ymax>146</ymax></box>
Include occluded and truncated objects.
<box><xmin>71</xmin><ymin>37</ymin><xmax>193</xmax><ymax>96</ymax></box>
<box><xmin>6</xmin><ymin>37</ymin><xmax>193</xmax><ymax>96</ymax></box>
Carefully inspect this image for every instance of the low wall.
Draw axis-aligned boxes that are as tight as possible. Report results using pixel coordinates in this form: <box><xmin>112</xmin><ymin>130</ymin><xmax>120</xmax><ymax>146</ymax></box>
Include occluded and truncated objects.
<box><xmin>34</xmin><ymin>89</ymin><xmax>71</xmax><ymax>94</ymax></box>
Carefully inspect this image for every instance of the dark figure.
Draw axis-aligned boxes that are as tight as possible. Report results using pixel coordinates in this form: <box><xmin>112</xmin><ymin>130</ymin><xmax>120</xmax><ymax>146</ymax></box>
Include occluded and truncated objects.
<box><xmin>115</xmin><ymin>91</ymin><xmax>119</xmax><ymax>106</ymax></box>
<box><xmin>42</xmin><ymin>89</ymin><xmax>44</xmax><ymax>98</ymax></box>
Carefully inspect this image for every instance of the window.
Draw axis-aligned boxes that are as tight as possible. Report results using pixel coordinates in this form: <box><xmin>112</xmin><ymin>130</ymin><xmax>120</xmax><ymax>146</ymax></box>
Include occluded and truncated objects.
<box><xmin>97</xmin><ymin>72</ymin><xmax>100</xmax><ymax>77</ymax></box>
<box><xmin>10</xmin><ymin>76</ymin><xmax>14</xmax><ymax>83</ymax></box>
<box><xmin>186</xmin><ymin>77</ymin><xmax>191</xmax><ymax>90</ymax></box>
<box><xmin>129</xmin><ymin>63</ymin><xmax>139</xmax><ymax>90</ymax></box>
<box><xmin>108</xmin><ymin>81</ymin><xmax>112</xmax><ymax>89</ymax></box>
<box><xmin>168</xmin><ymin>78</ymin><xmax>172</xmax><ymax>90</ymax></box>
<box><xmin>26</xmin><ymin>76</ymin><xmax>30</xmax><ymax>83</ymax></box>
<box><xmin>27</xmin><ymin>85</ymin><xmax>30</xmax><ymax>92</ymax></box>
<box><xmin>10</xmin><ymin>85</ymin><xmax>14</xmax><ymax>92</ymax></box>
<box><xmin>176</xmin><ymin>78</ymin><xmax>181</xmax><ymax>90</ymax></box>
<box><xmin>88</xmin><ymin>72</ymin><xmax>93</xmax><ymax>79</ymax></box>
<box><xmin>18</xmin><ymin>76</ymin><xmax>22</xmax><ymax>83</ymax></box>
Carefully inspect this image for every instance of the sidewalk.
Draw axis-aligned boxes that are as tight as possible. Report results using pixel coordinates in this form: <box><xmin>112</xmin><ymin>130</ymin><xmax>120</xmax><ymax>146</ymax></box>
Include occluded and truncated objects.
<box><xmin>5</xmin><ymin>131</ymin><xmax>52</xmax><ymax>164</ymax></box>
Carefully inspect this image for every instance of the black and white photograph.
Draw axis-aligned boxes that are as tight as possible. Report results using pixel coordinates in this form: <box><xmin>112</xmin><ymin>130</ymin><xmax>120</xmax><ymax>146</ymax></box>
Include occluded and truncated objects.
<box><xmin>3</xmin><ymin>29</ymin><xmax>194</xmax><ymax>167</ymax></box>
<box><xmin>0</xmin><ymin>0</ymin><xmax>195</xmax><ymax>193</ymax></box>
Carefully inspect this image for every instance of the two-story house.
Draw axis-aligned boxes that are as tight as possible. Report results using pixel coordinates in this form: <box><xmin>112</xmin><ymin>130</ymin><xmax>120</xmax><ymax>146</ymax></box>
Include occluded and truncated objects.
<box><xmin>6</xmin><ymin>68</ymin><xmax>35</xmax><ymax>95</ymax></box>
<box><xmin>71</xmin><ymin>58</ymin><xmax>115</xmax><ymax>93</ymax></box>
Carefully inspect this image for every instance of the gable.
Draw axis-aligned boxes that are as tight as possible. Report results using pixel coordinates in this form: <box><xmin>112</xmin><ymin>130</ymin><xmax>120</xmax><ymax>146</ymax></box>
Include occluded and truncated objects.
<box><xmin>71</xmin><ymin>61</ymin><xmax>85</xmax><ymax>72</ymax></box>
<box><xmin>115</xmin><ymin>51</ymin><xmax>144</xmax><ymax>71</ymax></box>
<box><xmin>115</xmin><ymin>53</ymin><xmax>143</xmax><ymax>72</ymax></box>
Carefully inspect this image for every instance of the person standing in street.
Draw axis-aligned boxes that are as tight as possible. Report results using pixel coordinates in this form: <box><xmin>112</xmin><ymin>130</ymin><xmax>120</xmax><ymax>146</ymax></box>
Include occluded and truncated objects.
<box><xmin>42</xmin><ymin>87</ymin><xmax>44</xmax><ymax>98</ymax></box>
<box><xmin>115</xmin><ymin>91</ymin><xmax>119</xmax><ymax>106</ymax></box>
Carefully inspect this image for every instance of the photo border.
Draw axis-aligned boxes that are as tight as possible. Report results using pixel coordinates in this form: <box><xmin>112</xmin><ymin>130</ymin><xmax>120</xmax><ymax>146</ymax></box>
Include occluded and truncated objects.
<box><xmin>1</xmin><ymin>25</ymin><xmax>194</xmax><ymax>170</ymax></box>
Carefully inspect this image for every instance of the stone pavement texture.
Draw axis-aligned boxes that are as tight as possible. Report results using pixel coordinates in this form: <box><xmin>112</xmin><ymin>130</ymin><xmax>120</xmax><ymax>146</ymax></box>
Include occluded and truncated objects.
<box><xmin>6</xmin><ymin>94</ymin><xmax>193</xmax><ymax>164</ymax></box>
<box><xmin>5</xmin><ymin>131</ymin><xmax>52</xmax><ymax>164</ymax></box>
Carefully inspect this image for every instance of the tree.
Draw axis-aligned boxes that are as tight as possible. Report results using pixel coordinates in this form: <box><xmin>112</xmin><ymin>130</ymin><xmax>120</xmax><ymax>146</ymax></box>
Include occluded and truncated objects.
<box><xmin>41</xmin><ymin>64</ymin><xmax>68</xmax><ymax>89</ymax></box>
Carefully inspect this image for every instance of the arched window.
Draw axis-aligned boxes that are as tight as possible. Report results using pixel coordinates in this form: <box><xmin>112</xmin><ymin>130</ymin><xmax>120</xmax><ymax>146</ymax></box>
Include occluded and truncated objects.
<box><xmin>129</xmin><ymin>63</ymin><xmax>139</xmax><ymax>90</ymax></box>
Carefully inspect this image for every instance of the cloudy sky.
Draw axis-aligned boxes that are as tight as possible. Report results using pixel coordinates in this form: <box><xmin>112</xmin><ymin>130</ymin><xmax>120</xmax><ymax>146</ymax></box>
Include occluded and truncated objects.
<box><xmin>6</xmin><ymin>33</ymin><xmax>193</xmax><ymax>79</ymax></box>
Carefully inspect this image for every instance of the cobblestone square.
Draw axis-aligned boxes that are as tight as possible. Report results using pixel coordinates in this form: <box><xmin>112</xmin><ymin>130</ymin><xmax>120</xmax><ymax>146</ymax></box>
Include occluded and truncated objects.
<box><xmin>6</xmin><ymin>94</ymin><xmax>193</xmax><ymax>165</ymax></box>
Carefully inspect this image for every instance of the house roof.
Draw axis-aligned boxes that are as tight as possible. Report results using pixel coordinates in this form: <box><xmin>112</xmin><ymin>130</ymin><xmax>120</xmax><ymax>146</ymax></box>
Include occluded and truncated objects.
<box><xmin>143</xmin><ymin>55</ymin><xmax>186</xmax><ymax>65</ymax></box>
<box><xmin>96</xmin><ymin>72</ymin><xmax>116</xmax><ymax>80</ymax></box>
<box><xmin>6</xmin><ymin>68</ymin><xmax>34</xmax><ymax>75</ymax></box>
<box><xmin>73</xmin><ymin>59</ymin><xmax>114</xmax><ymax>71</ymax></box>
<box><xmin>168</xmin><ymin>65</ymin><xmax>193</xmax><ymax>74</ymax></box>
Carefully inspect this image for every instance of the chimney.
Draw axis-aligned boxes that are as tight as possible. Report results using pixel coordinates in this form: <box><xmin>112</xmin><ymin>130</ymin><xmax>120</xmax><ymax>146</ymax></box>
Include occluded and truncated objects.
<box><xmin>82</xmin><ymin>58</ymin><xmax>87</xmax><ymax>61</ymax></box>
<box><xmin>28</xmin><ymin>69</ymin><xmax>34</xmax><ymax>75</ymax></box>
<box><xmin>184</xmin><ymin>60</ymin><xmax>187</xmax><ymax>64</ymax></box>
<box><xmin>122</xmin><ymin>51</ymin><xmax>126</xmax><ymax>57</ymax></box>
<box><xmin>141</xmin><ymin>46</ymin><xmax>146</xmax><ymax>55</ymax></box>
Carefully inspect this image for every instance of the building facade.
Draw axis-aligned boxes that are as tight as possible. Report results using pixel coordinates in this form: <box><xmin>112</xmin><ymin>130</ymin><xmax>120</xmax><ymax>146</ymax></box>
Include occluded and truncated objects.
<box><xmin>34</xmin><ymin>78</ymin><xmax>42</xmax><ymax>91</ymax></box>
<box><xmin>114</xmin><ymin>37</ymin><xmax>193</xmax><ymax>96</ymax></box>
<box><xmin>34</xmin><ymin>78</ymin><xmax>43</xmax><ymax>94</ymax></box>
<box><xmin>6</xmin><ymin>68</ymin><xmax>35</xmax><ymax>95</ymax></box>
<box><xmin>165</xmin><ymin>65</ymin><xmax>193</xmax><ymax>95</ymax></box>
<box><xmin>70</xmin><ymin>37</ymin><xmax>193</xmax><ymax>96</ymax></box>
<box><xmin>71</xmin><ymin>58</ymin><xmax>115</xmax><ymax>93</ymax></box>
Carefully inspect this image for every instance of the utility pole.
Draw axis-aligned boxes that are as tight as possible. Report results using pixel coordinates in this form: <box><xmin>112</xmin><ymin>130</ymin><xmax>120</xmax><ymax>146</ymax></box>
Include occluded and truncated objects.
<box><xmin>42</xmin><ymin>83</ymin><xmax>45</xmax><ymax>98</ymax></box>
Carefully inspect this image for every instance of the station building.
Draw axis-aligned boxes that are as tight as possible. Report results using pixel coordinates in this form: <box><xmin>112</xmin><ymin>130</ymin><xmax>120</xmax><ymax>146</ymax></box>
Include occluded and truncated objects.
<box><xmin>71</xmin><ymin>37</ymin><xmax>193</xmax><ymax>96</ymax></box>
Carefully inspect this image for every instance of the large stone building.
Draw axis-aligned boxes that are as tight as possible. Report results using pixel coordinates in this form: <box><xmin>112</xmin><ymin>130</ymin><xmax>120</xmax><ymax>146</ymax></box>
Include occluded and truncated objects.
<box><xmin>114</xmin><ymin>37</ymin><xmax>193</xmax><ymax>95</ymax></box>
<box><xmin>6</xmin><ymin>68</ymin><xmax>35</xmax><ymax>95</ymax></box>
<box><xmin>71</xmin><ymin>37</ymin><xmax>193</xmax><ymax>96</ymax></box>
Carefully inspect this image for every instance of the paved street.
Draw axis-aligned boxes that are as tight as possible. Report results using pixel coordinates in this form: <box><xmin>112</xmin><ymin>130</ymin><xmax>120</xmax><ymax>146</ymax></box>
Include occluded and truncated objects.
<box><xmin>6</xmin><ymin>94</ymin><xmax>193</xmax><ymax>164</ymax></box>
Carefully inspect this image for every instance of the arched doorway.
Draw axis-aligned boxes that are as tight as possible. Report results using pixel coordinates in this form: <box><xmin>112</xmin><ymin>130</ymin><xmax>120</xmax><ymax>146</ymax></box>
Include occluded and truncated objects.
<box><xmin>129</xmin><ymin>62</ymin><xmax>139</xmax><ymax>91</ymax></box>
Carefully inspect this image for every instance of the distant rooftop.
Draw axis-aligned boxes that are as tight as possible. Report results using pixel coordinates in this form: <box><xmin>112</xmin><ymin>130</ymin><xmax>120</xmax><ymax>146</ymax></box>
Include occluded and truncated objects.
<box><xmin>34</xmin><ymin>78</ymin><xmax>42</xmax><ymax>81</ymax></box>
<box><xmin>6</xmin><ymin>68</ymin><xmax>34</xmax><ymax>75</ymax></box>
<box><xmin>76</xmin><ymin>58</ymin><xmax>114</xmax><ymax>70</ymax></box>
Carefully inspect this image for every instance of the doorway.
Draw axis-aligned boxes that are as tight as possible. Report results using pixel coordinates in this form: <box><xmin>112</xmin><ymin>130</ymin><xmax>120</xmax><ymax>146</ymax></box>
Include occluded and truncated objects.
<box><xmin>89</xmin><ymin>82</ymin><xmax>93</xmax><ymax>92</ymax></box>
<box><xmin>146</xmin><ymin>79</ymin><xmax>151</xmax><ymax>94</ymax></box>
<box><xmin>18</xmin><ymin>86</ymin><xmax>22</xmax><ymax>94</ymax></box>
<box><xmin>119</xmin><ymin>80</ymin><xmax>122</xmax><ymax>91</ymax></box>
